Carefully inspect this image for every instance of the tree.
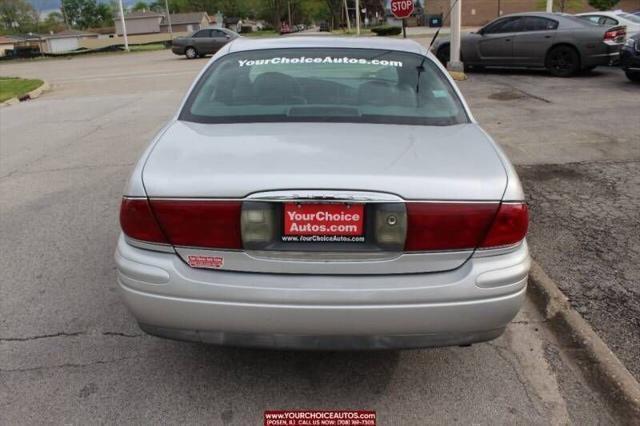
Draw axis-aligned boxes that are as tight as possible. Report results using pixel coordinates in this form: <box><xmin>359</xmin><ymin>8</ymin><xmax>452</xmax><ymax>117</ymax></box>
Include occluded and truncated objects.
<box><xmin>42</xmin><ymin>11</ymin><xmax>67</xmax><ymax>32</ymax></box>
<box><xmin>132</xmin><ymin>1</ymin><xmax>150</xmax><ymax>12</ymax></box>
<box><xmin>588</xmin><ymin>0</ymin><xmax>620</xmax><ymax>11</ymax></box>
<box><xmin>0</xmin><ymin>0</ymin><xmax>38</xmax><ymax>33</ymax></box>
<box><xmin>61</xmin><ymin>0</ymin><xmax>113</xmax><ymax>29</ymax></box>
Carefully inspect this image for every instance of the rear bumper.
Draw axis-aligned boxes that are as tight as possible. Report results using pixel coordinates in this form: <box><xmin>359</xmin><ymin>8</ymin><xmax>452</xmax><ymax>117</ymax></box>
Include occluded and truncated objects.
<box><xmin>115</xmin><ymin>235</ymin><xmax>529</xmax><ymax>349</ymax></box>
<box><xmin>583</xmin><ymin>49</ymin><xmax>621</xmax><ymax>68</ymax></box>
<box><xmin>171</xmin><ymin>46</ymin><xmax>185</xmax><ymax>55</ymax></box>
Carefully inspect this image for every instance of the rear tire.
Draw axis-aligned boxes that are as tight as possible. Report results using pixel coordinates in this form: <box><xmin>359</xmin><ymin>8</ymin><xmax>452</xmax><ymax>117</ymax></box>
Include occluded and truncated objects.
<box><xmin>436</xmin><ymin>45</ymin><xmax>450</xmax><ymax>66</ymax></box>
<box><xmin>546</xmin><ymin>45</ymin><xmax>580</xmax><ymax>77</ymax></box>
<box><xmin>185</xmin><ymin>47</ymin><xmax>198</xmax><ymax>60</ymax></box>
<box><xmin>626</xmin><ymin>71</ymin><xmax>640</xmax><ymax>82</ymax></box>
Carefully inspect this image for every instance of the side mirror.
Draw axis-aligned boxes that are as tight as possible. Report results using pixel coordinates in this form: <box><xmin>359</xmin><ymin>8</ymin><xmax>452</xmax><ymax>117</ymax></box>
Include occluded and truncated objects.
<box><xmin>225</xmin><ymin>35</ymin><xmax>231</xmax><ymax>39</ymax></box>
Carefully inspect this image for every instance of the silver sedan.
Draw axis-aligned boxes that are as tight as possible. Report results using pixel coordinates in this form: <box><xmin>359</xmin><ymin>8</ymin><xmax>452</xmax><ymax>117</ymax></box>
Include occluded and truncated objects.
<box><xmin>115</xmin><ymin>37</ymin><xmax>530</xmax><ymax>350</ymax></box>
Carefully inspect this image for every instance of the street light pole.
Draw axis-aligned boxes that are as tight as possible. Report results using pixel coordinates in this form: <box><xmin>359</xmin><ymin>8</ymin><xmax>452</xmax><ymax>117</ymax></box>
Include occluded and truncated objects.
<box><xmin>164</xmin><ymin>0</ymin><xmax>173</xmax><ymax>37</ymax></box>
<box><xmin>546</xmin><ymin>0</ymin><xmax>553</xmax><ymax>12</ymax></box>
<box><xmin>355</xmin><ymin>0</ymin><xmax>361</xmax><ymax>35</ymax></box>
<box><xmin>448</xmin><ymin>0</ymin><xmax>463</xmax><ymax>72</ymax></box>
<box><xmin>117</xmin><ymin>0</ymin><xmax>129</xmax><ymax>52</ymax></box>
<box><xmin>343</xmin><ymin>0</ymin><xmax>351</xmax><ymax>31</ymax></box>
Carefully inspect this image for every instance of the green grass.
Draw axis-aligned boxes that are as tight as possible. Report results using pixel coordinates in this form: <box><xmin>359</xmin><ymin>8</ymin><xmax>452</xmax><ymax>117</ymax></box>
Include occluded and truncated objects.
<box><xmin>129</xmin><ymin>43</ymin><xmax>169</xmax><ymax>52</ymax></box>
<box><xmin>0</xmin><ymin>77</ymin><xmax>44</xmax><ymax>102</ymax></box>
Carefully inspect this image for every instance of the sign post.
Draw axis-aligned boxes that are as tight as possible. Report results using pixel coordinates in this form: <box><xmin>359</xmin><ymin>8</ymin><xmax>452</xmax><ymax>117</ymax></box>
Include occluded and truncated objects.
<box><xmin>390</xmin><ymin>0</ymin><xmax>414</xmax><ymax>39</ymax></box>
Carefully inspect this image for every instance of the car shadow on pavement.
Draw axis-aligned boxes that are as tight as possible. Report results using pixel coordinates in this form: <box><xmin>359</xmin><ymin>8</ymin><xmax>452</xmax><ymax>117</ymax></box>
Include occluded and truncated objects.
<box><xmin>466</xmin><ymin>67</ymin><xmax>610</xmax><ymax>79</ymax></box>
<box><xmin>192</xmin><ymin>343</ymin><xmax>402</xmax><ymax>397</ymax></box>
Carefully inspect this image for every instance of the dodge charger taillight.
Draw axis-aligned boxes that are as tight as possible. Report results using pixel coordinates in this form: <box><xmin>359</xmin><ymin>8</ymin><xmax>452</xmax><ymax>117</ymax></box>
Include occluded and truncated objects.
<box><xmin>604</xmin><ymin>26</ymin><xmax>626</xmax><ymax>45</ymax></box>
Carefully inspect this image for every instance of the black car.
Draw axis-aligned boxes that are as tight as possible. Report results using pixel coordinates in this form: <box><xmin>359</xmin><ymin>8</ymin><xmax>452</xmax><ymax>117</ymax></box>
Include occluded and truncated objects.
<box><xmin>621</xmin><ymin>32</ymin><xmax>640</xmax><ymax>82</ymax></box>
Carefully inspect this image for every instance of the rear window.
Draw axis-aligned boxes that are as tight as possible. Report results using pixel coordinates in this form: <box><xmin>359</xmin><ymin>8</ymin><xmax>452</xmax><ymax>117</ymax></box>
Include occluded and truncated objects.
<box><xmin>179</xmin><ymin>48</ymin><xmax>469</xmax><ymax>126</ymax></box>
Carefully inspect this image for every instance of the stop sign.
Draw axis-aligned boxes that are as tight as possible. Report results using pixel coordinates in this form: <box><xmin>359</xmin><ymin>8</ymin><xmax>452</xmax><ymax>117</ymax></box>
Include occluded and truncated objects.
<box><xmin>390</xmin><ymin>0</ymin><xmax>414</xmax><ymax>19</ymax></box>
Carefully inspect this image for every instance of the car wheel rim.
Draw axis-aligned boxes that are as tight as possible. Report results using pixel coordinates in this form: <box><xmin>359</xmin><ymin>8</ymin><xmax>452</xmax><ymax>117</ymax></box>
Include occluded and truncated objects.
<box><xmin>186</xmin><ymin>49</ymin><xmax>196</xmax><ymax>59</ymax></box>
<box><xmin>550</xmin><ymin>50</ymin><xmax>573</xmax><ymax>71</ymax></box>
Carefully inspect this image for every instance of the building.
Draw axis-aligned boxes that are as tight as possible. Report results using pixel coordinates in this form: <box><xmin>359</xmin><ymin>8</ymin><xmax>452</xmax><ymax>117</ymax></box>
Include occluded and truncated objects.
<box><xmin>386</xmin><ymin>0</ymin><xmax>640</xmax><ymax>27</ymax></box>
<box><xmin>160</xmin><ymin>12</ymin><xmax>210</xmax><ymax>33</ymax></box>
<box><xmin>115</xmin><ymin>11</ymin><xmax>164</xmax><ymax>36</ymax></box>
<box><xmin>0</xmin><ymin>36</ymin><xmax>16</xmax><ymax>56</ymax></box>
<box><xmin>41</xmin><ymin>30</ymin><xmax>98</xmax><ymax>53</ymax></box>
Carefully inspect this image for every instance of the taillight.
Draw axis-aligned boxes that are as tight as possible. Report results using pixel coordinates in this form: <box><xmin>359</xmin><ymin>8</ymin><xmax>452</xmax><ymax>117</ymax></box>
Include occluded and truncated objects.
<box><xmin>480</xmin><ymin>203</ymin><xmax>528</xmax><ymax>249</ymax></box>
<box><xmin>149</xmin><ymin>200</ymin><xmax>242</xmax><ymax>249</ymax></box>
<box><xmin>405</xmin><ymin>203</ymin><xmax>499</xmax><ymax>251</ymax></box>
<box><xmin>404</xmin><ymin>202</ymin><xmax>528</xmax><ymax>252</ymax></box>
<box><xmin>120</xmin><ymin>198</ymin><xmax>168</xmax><ymax>244</ymax></box>
<box><xmin>604</xmin><ymin>27</ymin><xmax>625</xmax><ymax>42</ymax></box>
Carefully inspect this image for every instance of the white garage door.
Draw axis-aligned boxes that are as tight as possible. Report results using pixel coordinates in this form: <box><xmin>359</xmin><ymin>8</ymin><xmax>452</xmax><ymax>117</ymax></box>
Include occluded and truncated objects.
<box><xmin>49</xmin><ymin>38</ymin><xmax>79</xmax><ymax>54</ymax></box>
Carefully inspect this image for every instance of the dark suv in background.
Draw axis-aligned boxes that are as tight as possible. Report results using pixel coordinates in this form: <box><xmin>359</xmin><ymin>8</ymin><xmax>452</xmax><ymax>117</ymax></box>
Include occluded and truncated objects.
<box><xmin>171</xmin><ymin>28</ymin><xmax>239</xmax><ymax>59</ymax></box>
<box><xmin>621</xmin><ymin>32</ymin><xmax>640</xmax><ymax>81</ymax></box>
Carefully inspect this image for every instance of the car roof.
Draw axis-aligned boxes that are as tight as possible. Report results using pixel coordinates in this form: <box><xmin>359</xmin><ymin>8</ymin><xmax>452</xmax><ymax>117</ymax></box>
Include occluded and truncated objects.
<box><xmin>227</xmin><ymin>36</ymin><xmax>426</xmax><ymax>56</ymax></box>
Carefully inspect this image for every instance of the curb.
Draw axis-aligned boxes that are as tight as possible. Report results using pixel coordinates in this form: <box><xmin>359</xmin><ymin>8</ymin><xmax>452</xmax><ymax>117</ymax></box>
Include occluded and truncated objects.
<box><xmin>0</xmin><ymin>80</ymin><xmax>50</xmax><ymax>107</ymax></box>
<box><xmin>527</xmin><ymin>260</ymin><xmax>640</xmax><ymax>422</ymax></box>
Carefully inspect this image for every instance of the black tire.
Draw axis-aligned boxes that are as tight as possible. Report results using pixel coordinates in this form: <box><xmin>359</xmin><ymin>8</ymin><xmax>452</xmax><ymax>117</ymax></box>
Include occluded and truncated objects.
<box><xmin>626</xmin><ymin>71</ymin><xmax>640</xmax><ymax>82</ymax></box>
<box><xmin>436</xmin><ymin>45</ymin><xmax>450</xmax><ymax>66</ymax></box>
<box><xmin>546</xmin><ymin>45</ymin><xmax>580</xmax><ymax>77</ymax></box>
<box><xmin>185</xmin><ymin>47</ymin><xmax>198</xmax><ymax>60</ymax></box>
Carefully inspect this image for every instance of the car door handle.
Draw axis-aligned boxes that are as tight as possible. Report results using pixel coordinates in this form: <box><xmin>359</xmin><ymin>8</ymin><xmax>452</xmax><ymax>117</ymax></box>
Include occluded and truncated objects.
<box><xmin>544</xmin><ymin>35</ymin><xmax>552</xmax><ymax>39</ymax></box>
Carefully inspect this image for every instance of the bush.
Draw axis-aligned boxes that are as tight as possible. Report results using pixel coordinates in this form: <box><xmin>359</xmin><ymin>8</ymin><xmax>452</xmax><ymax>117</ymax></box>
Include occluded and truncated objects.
<box><xmin>371</xmin><ymin>26</ymin><xmax>402</xmax><ymax>36</ymax></box>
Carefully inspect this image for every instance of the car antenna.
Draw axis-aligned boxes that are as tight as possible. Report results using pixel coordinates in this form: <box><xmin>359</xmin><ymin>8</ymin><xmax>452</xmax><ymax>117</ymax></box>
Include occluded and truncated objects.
<box><xmin>429</xmin><ymin>0</ymin><xmax>462</xmax><ymax>50</ymax></box>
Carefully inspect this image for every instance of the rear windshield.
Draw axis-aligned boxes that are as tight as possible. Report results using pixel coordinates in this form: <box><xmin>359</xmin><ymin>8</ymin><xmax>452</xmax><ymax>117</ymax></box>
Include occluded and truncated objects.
<box><xmin>179</xmin><ymin>48</ymin><xmax>469</xmax><ymax>126</ymax></box>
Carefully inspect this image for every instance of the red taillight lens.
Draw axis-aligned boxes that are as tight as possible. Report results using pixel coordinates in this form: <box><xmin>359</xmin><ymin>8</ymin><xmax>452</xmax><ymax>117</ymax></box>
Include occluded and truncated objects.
<box><xmin>604</xmin><ymin>27</ymin><xmax>625</xmax><ymax>41</ymax></box>
<box><xmin>405</xmin><ymin>203</ymin><xmax>499</xmax><ymax>251</ymax></box>
<box><xmin>149</xmin><ymin>200</ymin><xmax>242</xmax><ymax>249</ymax></box>
<box><xmin>120</xmin><ymin>198</ymin><xmax>168</xmax><ymax>244</ymax></box>
<box><xmin>480</xmin><ymin>203</ymin><xmax>528</xmax><ymax>248</ymax></box>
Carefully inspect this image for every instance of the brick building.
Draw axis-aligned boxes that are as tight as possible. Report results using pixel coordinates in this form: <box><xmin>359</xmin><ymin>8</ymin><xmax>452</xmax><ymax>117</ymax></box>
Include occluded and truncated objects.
<box><xmin>422</xmin><ymin>0</ymin><xmax>640</xmax><ymax>26</ymax></box>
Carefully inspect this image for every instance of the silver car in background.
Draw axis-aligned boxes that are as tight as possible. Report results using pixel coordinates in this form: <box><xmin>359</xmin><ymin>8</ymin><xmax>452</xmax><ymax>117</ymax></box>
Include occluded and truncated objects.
<box><xmin>433</xmin><ymin>12</ymin><xmax>626</xmax><ymax>76</ymax></box>
<box><xmin>116</xmin><ymin>37</ymin><xmax>530</xmax><ymax>350</ymax></box>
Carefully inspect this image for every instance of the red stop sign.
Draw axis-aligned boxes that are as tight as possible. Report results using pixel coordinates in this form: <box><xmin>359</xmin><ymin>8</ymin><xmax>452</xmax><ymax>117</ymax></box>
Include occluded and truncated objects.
<box><xmin>391</xmin><ymin>0</ymin><xmax>414</xmax><ymax>19</ymax></box>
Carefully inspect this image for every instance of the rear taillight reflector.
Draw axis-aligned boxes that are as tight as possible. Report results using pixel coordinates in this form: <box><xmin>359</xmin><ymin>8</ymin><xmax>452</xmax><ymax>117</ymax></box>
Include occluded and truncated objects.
<box><xmin>149</xmin><ymin>200</ymin><xmax>242</xmax><ymax>249</ymax></box>
<box><xmin>120</xmin><ymin>198</ymin><xmax>168</xmax><ymax>244</ymax></box>
<box><xmin>405</xmin><ymin>203</ymin><xmax>499</xmax><ymax>251</ymax></box>
<box><xmin>480</xmin><ymin>203</ymin><xmax>528</xmax><ymax>248</ymax></box>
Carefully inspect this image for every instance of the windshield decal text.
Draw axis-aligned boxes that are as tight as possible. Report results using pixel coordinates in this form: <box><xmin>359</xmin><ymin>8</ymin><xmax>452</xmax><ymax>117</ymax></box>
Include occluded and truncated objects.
<box><xmin>237</xmin><ymin>56</ymin><xmax>403</xmax><ymax>67</ymax></box>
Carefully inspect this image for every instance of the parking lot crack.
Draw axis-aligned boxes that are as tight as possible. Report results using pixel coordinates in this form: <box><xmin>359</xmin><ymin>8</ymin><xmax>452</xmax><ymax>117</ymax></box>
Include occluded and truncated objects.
<box><xmin>101</xmin><ymin>331</ymin><xmax>143</xmax><ymax>338</ymax></box>
<box><xmin>487</xmin><ymin>341</ymin><xmax>543</xmax><ymax>415</ymax></box>
<box><xmin>0</xmin><ymin>331</ymin><xmax>85</xmax><ymax>342</ymax></box>
<box><xmin>0</xmin><ymin>356</ymin><xmax>135</xmax><ymax>373</ymax></box>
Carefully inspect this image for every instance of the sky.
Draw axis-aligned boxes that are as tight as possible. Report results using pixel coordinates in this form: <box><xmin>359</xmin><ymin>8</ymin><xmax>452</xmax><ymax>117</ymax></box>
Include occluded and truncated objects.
<box><xmin>28</xmin><ymin>0</ymin><xmax>138</xmax><ymax>14</ymax></box>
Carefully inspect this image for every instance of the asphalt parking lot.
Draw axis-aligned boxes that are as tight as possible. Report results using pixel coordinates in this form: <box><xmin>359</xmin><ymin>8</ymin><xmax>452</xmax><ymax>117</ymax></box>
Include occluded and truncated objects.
<box><xmin>0</xmin><ymin>49</ymin><xmax>637</xmax><ymax>424</ymax></box>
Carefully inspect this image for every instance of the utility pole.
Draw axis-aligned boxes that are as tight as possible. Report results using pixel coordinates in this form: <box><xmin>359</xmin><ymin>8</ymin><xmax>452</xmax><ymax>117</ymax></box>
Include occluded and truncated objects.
<box><xmin>164</xmin><ymin>0</ymin><xmax>173</xmax><ymax>38</ymax></box>
<box><xmin>546</xmin><ymin>0</ymin><xmax>553</xmax><ymax>12</ymax></box>
<box><xmin>288</xmin><ymin>1</ymin><xmax>292</xmax><ymax>27</ymax></box>
<box><xmin>448</xmin><ymin>0</ymin><xmax>463</xmax><ymax>72</ymax></box>
<box><xmin>497</xmin><ymin>0</ymin><xmax>501</xmax><ymax>17</ymax></box>
<box><xmin>343</xmin><ymin>0</ymin><xmax>351</xmax><ymax>31</ymax></box>
<box><xmin>117</xmin><ymin>0</ymin><xmax>129</xmax><ymax>52</ymax></box>
<box><xmin>355</xmin><ymin>0</ymin><xmax>361</xmax><ymax>35</ymax></box>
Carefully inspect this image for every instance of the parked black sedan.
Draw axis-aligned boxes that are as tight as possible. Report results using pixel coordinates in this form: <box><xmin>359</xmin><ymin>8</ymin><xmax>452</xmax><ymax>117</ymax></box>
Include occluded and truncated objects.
<box><xmin>171</xmin><ymin>28</ymin><xmax>239</xmax><ymax>59</ymax></box>
<box><xmin>432</xmin><ymin>12</ymin><xmax>626</xmax><ymax>77</ymax></box>
<box><xmin>621</xmin><ymin>32</ymin><xmax>640</xmax><ymax>82</ymax></box>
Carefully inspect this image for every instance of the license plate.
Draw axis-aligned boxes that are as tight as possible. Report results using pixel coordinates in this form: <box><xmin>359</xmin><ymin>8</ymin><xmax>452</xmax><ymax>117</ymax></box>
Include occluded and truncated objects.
<box><xmin>282</xmin><ymin>203</ymin><xmax>365</xmax><ymax>243</ymax></box>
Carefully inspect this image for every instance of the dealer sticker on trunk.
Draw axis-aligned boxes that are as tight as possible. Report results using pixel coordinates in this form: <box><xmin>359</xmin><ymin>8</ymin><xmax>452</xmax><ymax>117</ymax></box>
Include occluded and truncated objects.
<box><xmin>282</xmin><ymin>203</ymin><xmax>365</xmax><ymax>243</ymax></box>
